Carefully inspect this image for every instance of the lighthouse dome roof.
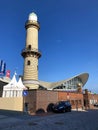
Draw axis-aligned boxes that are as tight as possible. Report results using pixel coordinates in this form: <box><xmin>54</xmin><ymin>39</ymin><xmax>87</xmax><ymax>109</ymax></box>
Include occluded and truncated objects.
<box><xmin>28</xmin><ymin>12</ymin><xmax>37</xmax><ymax>21</ymax></box>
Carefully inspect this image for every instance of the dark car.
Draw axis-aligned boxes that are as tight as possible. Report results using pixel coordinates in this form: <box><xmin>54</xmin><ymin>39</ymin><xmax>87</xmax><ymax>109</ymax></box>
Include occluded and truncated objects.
<box><xmin>52</xmin><ymin>101</ymin><xmax>71</xmax><ymax>113</ymax></box>
<box><xmin>94</xmin><ymin>103</ymin><xmax>98</xmax><ymax>107</ymax></box>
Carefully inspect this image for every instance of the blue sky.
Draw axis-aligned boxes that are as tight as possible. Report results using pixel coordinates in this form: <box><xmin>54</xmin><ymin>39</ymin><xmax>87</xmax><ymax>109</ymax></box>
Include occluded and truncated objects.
<box><xmin>0</xmin><ymin>0</ymin><xmax>98</xmax><ymax>93</ymax></box>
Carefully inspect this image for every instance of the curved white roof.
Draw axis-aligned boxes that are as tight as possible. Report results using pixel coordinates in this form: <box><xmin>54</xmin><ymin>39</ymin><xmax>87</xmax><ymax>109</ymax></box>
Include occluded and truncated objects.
<box><xmin>0</xmin><ymin>73</ymin><xmax>89</xmax><ymax>91</ymax></box>
<box><xmin>39</xmin><ymin>73</ymin><xmax>89</xmax><ymax>90</ymax></box>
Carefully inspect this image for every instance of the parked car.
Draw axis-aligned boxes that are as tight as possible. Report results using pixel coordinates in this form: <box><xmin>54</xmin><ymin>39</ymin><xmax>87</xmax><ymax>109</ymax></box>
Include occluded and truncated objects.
<box><xmin>52</xmin><ymin>101</ymin><xmax>71</xmax><ymax>113</ymax></box>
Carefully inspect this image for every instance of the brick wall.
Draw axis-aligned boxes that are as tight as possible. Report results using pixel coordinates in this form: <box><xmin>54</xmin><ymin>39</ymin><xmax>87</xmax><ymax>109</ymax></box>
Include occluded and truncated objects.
<box><xmin>23</xmin><ymin>90</ymin><xmax>37</xmax><ymax>113</ymax></box>
<box><xmin>24</xmin><ymin>90</ymin><xmax>58</xmax><ymax>113</ymax></box>
<box><xmin>25</xmin><ymin>90</ymin><xmax>84</xmax><ymax>113</ymax></box>
<box><xmin>58</xmin><ymin>91</ymin><xmax>83</xmax><ymax>109</ymax></box>
<box><xmin>36</xmin><ymin>90</ymin><xmax>58</xmax><ymax>112</ymax></box>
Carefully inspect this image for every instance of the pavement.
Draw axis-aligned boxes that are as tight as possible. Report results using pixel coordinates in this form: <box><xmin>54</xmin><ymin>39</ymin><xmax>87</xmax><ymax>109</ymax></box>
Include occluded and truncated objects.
<box><xmin>0</xmin><ymin>109</ymin><xmax>98</xmax><ymax>130</ymax></box>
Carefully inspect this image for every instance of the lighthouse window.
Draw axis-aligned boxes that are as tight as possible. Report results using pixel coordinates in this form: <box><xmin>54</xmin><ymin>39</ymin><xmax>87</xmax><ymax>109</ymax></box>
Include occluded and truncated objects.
<box><xmin>28</xmin><ymin>45</ymin><xmax>31</xmax><ymax>50</ymax></box>
<box><xmin>27</xmin><ymin>60</ymin><xmax>30</xmax><ymax>65</ymax></box>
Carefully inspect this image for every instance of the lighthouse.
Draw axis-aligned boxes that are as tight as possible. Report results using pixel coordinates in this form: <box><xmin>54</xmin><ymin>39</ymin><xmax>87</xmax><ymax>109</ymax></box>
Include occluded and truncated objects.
<box><xmin>21</xmin><ymin>12</ymin><xmax>41</xmax><ymax>89</ymax></box>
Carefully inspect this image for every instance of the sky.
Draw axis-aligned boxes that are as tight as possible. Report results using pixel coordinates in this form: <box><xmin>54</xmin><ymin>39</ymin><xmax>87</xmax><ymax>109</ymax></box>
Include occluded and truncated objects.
<box><xmin>0</xmin><ymin>0</ymin><xmax>98</xmax><ymax>93</ymax></box>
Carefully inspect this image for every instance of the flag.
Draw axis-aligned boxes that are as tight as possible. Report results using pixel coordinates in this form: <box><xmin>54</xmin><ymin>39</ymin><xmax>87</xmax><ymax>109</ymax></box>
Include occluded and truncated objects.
<box><xmin>6</xmin><ymin>70</ymin><xmax>10</xmax><ymax>78</ymax></box>
<box><xmin>0</xmin><ymin>60</ymin><xmax>3</xmax><ymax>73</ymax></box>
<box><xmin>0</xmin><ymin>60</ymin><xmax>6</xmax><ymax>76</ymax></box>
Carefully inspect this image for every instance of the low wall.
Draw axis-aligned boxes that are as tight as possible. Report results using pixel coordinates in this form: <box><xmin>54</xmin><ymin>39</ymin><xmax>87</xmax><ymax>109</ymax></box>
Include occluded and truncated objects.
<box><xmin>0</xmin><ymin>97</ymin><xmax>23</xmax><ymax>111</ymax></box>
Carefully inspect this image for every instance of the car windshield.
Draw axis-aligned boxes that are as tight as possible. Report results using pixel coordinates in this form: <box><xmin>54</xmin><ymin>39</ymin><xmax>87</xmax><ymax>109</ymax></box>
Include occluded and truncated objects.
<box><xmin>56</xmin><ymin>101</ymin><xmax>64</xmax><ymax>105</ymax></box>
<box><xmin>55</xmin><ymin>101</ymin><xmax>70</xmax><ymax>105</ymax></box>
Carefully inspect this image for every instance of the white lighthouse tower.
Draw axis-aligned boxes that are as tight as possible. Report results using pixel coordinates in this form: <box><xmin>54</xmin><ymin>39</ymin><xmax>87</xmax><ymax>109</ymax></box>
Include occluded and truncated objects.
<box><xmin>21</xmin><ymin>12</ymin><xmax>41</xmax><ymax>89</ymax></box>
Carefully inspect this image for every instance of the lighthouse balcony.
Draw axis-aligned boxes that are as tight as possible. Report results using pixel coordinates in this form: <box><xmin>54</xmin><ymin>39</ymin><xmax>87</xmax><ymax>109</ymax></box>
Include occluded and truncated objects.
<box><xmin>21</xmin><ymin>48</ymin><xmax>41</xmax><ymax>58</ymax></box>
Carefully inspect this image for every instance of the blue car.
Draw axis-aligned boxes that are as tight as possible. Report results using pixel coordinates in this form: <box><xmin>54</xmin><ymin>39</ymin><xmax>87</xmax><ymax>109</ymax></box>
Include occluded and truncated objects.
<box><xmin>52</xmin><ymin>101</ymin><xmax>72</xmax><ymax>113</ymax></box>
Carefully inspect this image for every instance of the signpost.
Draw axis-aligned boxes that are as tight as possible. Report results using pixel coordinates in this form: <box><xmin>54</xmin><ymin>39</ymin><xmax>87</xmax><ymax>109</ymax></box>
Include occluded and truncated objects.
<box><xmin>23</xmin><ymin>90</ymin><xmax>29</xmax><ymax>113</ymax></box>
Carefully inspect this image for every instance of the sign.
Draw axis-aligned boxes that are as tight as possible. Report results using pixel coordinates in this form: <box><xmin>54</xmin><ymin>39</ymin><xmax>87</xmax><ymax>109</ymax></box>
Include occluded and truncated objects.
<box><xmin>23</xmin><ymin>90</ymin><xmax>28</xmax><ymax>96</ymax></box>
<box><xmin>67</xmin><ymin>92</ymin><xmax>69</xmax><ymax>99</ymax></box>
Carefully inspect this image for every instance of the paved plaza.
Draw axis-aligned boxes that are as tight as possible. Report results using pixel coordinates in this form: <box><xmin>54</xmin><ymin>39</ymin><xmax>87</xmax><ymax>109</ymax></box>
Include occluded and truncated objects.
<box><xmin>0</xmin><ymin>110</ymin><xmax>98</xmax><ymax>130</ymax></box>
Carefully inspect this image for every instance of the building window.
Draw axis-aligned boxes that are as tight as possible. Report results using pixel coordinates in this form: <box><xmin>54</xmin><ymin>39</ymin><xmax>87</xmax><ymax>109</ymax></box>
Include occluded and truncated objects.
<box><xmin>27</xmin><ymin>60</ymin><xmax>30</xmax><ymax>65</ymax></box>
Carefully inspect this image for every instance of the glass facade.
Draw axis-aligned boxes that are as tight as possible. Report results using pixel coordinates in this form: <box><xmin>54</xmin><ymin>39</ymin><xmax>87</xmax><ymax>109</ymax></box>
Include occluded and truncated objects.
<box><xmin>53</xmin><ymin>77</ymin><xmax>83</xmax><ymax>91</ymax></box>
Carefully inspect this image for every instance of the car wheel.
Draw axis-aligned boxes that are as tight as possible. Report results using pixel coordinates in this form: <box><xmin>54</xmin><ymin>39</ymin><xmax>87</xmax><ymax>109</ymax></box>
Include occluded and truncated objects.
<box><xmin>69</xmin><ymin>108</ymin><xmax>71</xmax><ymax>112</ymax></box>
<box><xmin>63</xmin><ymin>108</ymin><xmax>66</xmax><ymax>113</ymax></box>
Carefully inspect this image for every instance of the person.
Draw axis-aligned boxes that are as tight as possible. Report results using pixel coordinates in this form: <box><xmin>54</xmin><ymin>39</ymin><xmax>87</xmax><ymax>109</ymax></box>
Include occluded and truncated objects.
<box><xmin>25</xmin><ymin>102</ymin><xmax>28</xmax><ymax>113</ymax></box>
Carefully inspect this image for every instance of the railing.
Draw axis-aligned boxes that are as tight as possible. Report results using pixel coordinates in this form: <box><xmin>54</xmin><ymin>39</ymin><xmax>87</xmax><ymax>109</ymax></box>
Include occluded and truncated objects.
<box><xmin>25</xmin><ymin>20</ymin><xmax>40</xmax><ymax>25</ymax></box>
<box><xmin>25</xmin><ymin>20</ymin><xmax>40</xmax><ymax>29</ymax></box>
<box><xmin>21</xmin><ymin>48</ymin><xmax>41</xmax><ymax>58</ymax></box>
